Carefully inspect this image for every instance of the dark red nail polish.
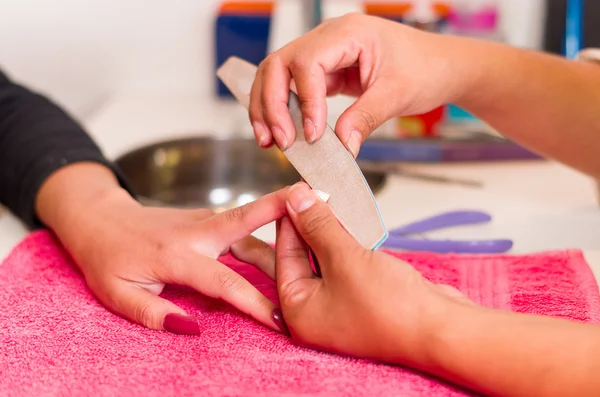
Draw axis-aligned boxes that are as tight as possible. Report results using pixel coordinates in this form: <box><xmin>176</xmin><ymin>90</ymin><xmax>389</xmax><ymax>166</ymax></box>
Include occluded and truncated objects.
<box><xmin>309</xmin><ymin>249</ymin><xmax>322</xmax><ymax>278</ymax></box>
<box><xmin>272</xmin><ymin>308</ymin><xmax>290</xmax><ymax>336</ymax></box>
<box><xmin>163</xmin><ymin>313</ymin><xmax>202</xmax><ymax>335</ymax></box>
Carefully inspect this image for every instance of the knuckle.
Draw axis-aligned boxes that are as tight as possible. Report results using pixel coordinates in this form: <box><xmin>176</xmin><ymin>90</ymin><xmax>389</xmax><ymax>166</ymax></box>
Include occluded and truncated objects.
<box><xmin>301</xmin><ymin>211</ymin><xmax>333</xmax><ymax>239</ymax></box>
<box><xmin>276</xmin><ymin>245</ymin><xmax>307</xmax><ymax>263</ymax></box>
<box><xmin>151</xmin><ymin>238</ymin><xmax>180</xmax><ymax>265</ymax></box>
<box><xmin>213</xmin><ymin>270</ymin><xmax>244</xmax><ymax>295</ymax></box>
<box><xmin>279</xmin><ymin>281</ymin><xmax>314</xmax><ymax>309</ymax></box>
<box><xmin>224</xmin><ymin>204</ymin><xmax>249</xmax><ymax>224</ymax></box>
<box><xmin>341</xmin><ymin>12</ymin><xmax>362</xmax><ymax>23</ymax></box>
<box><xmin>261</xmin><ymin>53</ymin><xmax>283</xmax><ymax>75</ymax></box>
<box><xmin>133</xmin><ymin>301</ymin><xmax>158</xmax><ymax>328</ymax></box>
<box><xmin>288</xmin><ymin>55</ymin><xmax>309</xmax><ymax>74</ymax></box>
<box><xmin>355</xmin><ymin>108</ymin><xmax>378</xmax><ymax>134</ymax></box>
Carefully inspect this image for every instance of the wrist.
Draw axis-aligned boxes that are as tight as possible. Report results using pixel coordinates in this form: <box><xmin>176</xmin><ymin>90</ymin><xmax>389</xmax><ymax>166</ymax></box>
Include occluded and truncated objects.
<box><xmin>377</xmin><ymin>286</ymin><xmax>484</xmax><ymax>371</ymax></box>
<box><xmin>36</xmin><ymin>162</ymin><xmax>138</xmax><ymax>236</ymax></box>
<box><xmin>435</xmin><ymin>34</ymin><xmax>488</xmax><ymax>107</ymax></box>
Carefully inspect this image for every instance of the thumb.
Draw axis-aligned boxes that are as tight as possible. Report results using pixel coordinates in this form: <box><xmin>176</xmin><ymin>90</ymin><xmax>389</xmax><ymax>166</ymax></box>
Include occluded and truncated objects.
<box><xmin>285</xmin><ymin>182</ymin><xmax>360</xmax><ymax>263</ymax></box>
<box><xmin>99</xmin><ymin>281</ymin><xmax>203</xmax><ymax>335</ymax></box>
<box><xmin>335</xmin><ymin>84</ymin><xmax>397</xmax><ymax>157</ymax></box>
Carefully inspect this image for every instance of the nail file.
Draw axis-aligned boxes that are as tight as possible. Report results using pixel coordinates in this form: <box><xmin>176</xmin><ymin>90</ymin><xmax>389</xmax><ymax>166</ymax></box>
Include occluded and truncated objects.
<box><xmin>217</xmin><ymin>56</ymin><xmax>388</xmax><ymax>250</ymax></box>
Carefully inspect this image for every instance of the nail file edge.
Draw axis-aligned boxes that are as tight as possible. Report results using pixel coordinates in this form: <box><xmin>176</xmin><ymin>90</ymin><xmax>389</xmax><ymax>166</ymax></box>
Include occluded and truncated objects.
<box><xmin>285</xmin><ymin>92</ymin><xmax>388</xmax><ymax>250</ymax></box>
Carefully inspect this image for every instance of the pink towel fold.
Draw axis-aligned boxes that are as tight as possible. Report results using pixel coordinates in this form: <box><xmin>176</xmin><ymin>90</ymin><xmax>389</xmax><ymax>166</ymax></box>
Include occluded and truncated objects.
<box><xmin>1</xmin><ymin>231</ymin><xmax>599</xmax><ymax>396</ymax></box>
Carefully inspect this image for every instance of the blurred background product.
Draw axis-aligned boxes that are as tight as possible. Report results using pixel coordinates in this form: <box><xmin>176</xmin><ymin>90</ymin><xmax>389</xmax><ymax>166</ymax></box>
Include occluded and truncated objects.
<box><xmin>544</xmin><ymin>0</ymin><xmax>600</xmax><ymax>56</ymax></box>
<box><xmin>215</xmin><ymin>2</ymin><xmax>274</xmax><ymax>98</ymax></box>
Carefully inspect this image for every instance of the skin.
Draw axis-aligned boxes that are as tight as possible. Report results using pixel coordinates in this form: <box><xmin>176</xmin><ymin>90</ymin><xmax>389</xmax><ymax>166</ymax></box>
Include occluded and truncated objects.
<box><xmin>35</xmin><ymin>162</ymin><xmax>289</xmax><ymax>334</ymax></box>
<box><xmin>276</xmin><ymin>182</ymin><xmax>600</xmax><ymax>397</ymax></box>
<box><xmin>249</xmin><ymin>12</ymin><xmax>600</xmax><ymax>396</ymax></box>
<box><xmin>250</xmin><ymin>13</ymin><xmax>600</xmax><ymax>180</ymax></box>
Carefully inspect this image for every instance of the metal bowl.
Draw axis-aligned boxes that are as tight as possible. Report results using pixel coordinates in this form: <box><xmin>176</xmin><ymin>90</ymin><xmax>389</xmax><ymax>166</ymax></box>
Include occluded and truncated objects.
<box><xmin>115</xmin><ymin>137</ymin><xmax>387</xmax><ymax>212</ymax></box>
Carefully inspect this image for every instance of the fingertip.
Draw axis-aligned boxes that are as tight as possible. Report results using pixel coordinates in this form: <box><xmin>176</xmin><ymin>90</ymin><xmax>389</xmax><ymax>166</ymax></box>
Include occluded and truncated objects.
<box><xmin>335</xmin><ymin>119</ymin><xmax>363</xmax><ymax>158</ymax></box>
<box><xmin>286</xmin><ymin>182</ymin><xmax>316</xmax><ymax>214</ymax></box>
<box><xmin>252</xmin><ymin>121</ymin><xmax>272</xmax><ymax>147</ymax></box>
<box><xmin>163</xmin><ymin>313</ymin><xmax>203</xmax><ymax>336</ymax></box>
<box><xmin>304</xmin><ymin>118</ymin><xmax>317</xmax><ymax>143</ymax></box>
<box><xmin>271</xmin><ymin>307</ymin><xmax>290</xmax><ymax>335</ymax></box>
<box><xmin>345</xmin><ymin>129</ymin><xmax>363</xmax><ymax>158</ymax></box>
<box><xmin>272</xmin><ymin>126</ymin><xmax>289</xmax><ymax>150</ymax></box>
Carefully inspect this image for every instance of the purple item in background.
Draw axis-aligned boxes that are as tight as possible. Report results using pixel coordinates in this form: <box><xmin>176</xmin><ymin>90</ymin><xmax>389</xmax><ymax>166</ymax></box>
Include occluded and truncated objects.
<box><xmin>381</xmin><ymin>210</ymin><xmax>513</xmax><ymax>254</ymax></box>
<box><xmin>357</xmin><ymin>134</ymin><xmax>543</xmax><ymax>163</ymax></box>
<box><xmin>448</xmin><ymin>7</ymin><xmax>498</xmax><ymax>34</ymax></box>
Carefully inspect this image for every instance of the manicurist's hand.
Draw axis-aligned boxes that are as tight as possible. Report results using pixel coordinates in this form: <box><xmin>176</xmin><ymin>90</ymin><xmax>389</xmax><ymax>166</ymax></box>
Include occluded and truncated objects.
<box><xmin>35</xmin><ymin>163</ymin><xmax>289</xmax><ymax>335</ymax></box>
<box><xmin>276</xmin><ymin>182</ymin><xmax>600</xmax><ymax>397</ymax></box>
<box><xmin>274</xmin><ymin>181</ymin><xmax>470</xmax><ymax>363</ymax></box>
<box><xmin>249</xmin><ymin>13</ymin><xmax>473</xmax><ymax>156</ymax></box>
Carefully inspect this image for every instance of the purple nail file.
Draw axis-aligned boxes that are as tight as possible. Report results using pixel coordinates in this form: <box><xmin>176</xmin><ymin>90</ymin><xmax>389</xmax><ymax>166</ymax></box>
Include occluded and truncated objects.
<box><xmin>217</xmin><ymin>56</ymin><xmax>388</xmax><ymax>250</ymax></box>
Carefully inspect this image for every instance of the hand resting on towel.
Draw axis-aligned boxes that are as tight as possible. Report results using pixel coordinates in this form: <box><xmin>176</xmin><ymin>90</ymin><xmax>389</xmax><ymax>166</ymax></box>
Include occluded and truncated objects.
<box><xmin>34</xmin><ymin>162</ymin><xmax>290</xmax><ymax>335</ymax></box>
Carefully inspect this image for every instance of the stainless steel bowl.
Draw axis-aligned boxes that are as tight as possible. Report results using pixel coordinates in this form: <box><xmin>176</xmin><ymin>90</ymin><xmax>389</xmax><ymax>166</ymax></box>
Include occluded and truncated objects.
<box><xmin>115</xmin><ymin>137</ymin><xmax>387</xmax><ymax>212</ymax></box>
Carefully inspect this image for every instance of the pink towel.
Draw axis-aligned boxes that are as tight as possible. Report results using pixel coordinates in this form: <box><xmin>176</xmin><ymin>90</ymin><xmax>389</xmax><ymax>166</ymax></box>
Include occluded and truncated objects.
<box><xmin>1</xmin><ymin>231</ymin><xmax>599</xmax><ymax>396</ymax></box>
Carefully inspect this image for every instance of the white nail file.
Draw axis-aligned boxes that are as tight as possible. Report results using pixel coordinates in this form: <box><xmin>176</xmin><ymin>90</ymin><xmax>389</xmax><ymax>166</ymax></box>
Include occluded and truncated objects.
<box><xmin>217</xmin><ymin>56</ymin><xmax>388</xmax><ymax>250</ymax></box>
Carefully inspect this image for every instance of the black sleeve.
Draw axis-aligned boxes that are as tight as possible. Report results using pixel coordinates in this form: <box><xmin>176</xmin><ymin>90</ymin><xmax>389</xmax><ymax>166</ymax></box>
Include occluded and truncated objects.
<box><xmin>0</xmin><ymin>68</ymin><xmax>136</xmax><ymax>229</ymax></box>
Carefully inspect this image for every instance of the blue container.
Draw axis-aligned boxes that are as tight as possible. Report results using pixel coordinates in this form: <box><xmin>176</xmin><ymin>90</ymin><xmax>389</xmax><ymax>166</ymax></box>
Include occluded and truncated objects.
<box><xmin>215</xmin><ymin>12</ymin><xmax>271</xmax><ymax>97</ymax></box>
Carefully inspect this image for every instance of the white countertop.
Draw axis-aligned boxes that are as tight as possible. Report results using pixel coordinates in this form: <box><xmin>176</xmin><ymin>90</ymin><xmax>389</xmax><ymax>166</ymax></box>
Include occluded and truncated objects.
<box><xmin>2</xmin><ymin>93</ymin><xmax>600</xmax><ymax>282</ymax></box>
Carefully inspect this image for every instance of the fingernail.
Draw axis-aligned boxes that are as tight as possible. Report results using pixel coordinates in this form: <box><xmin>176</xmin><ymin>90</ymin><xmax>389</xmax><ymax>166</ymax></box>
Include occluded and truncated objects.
<box><xmin>272</xmin><ymin>307</ymin><xmax>290</xmax><ymax>335</ymax></box>
<box><xmin>288</xmin><ymin>183</ymin><xmax>317</xmax><ymax>213</ymax></box>
<box><xmin>163</xmin><ymin>313</ymin><xmax>202</xmax><ymax>335</ymax></box>
<box><xmin>272</xmin><ymin>126</ymin><xmax>289</xmax><ymax>150</ymax></box>
<box><xmin>304</xmin><ymin>118</ymin><xmax>317</xmax><ymax>143</ymax></box>
<box><xmin>346</xmin><ymin>129</ymin><xmax>362</xmax><ymax>158</ymax></box>
<box><xmin>313</xmin><ymin>189</ymin><xmax>330</xmax><ymax>203</ymax></box>
<box><xmin>253</xmin><ymin>122</ymin><xmax>268</xmax><ymax>147</ymax></box>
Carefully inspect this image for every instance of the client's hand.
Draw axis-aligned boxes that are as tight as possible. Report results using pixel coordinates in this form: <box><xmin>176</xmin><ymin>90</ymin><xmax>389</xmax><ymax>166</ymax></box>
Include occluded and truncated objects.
<box><xmin>275</xmin><ymin>182</ymin><xmax>473</xmax><ymax>365</ymax></box>
<box><xmin>36</xmin><ymin>163</ymin><xmax>288</xmax><ymax>335</ymax></box>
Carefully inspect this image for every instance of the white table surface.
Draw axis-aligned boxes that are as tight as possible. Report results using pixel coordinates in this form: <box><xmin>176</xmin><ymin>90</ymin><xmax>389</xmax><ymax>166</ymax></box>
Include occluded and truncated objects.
<box><xmin>2</xmin><ymin>93</ymin><xmax>600</xmax><ymax>282</ymax></box>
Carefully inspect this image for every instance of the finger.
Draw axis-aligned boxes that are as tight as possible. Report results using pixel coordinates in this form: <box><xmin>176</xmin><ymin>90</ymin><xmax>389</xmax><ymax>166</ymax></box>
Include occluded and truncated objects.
<box><xmin>285</xmin><ymin>182</ymin><xmax>362</xmax><ymax>266</ymax></box>
<box><xmin>249</xmin><ymin>69</ymin><xmax>273</xmax><ymax>148</ymax></box>
<box><xmin>178</xmin><ymin>258</ymin><xmax>283</xmax><ymax>332</ymax></box>
<box><xmin>259</xmin><ymin>54</ymin><xmax>295</xmax><ymax>150</ymax></box>
<box><xmin>335</xmin><ymin>83</ymin><xmax>397</xmax><ymax>157</ymax></box>
<box><xmin>230</xmin><ymin>236</ymin><xmax>276</xmax><ymax>279</ymax></box>
<box><xmin>288</xmin><ymin>57</ymin><xmax>327</xmax><ymax>143</ymax></box>
<box><xmin>100</xmin><ymin>281</ymin><xmax>203</xmax><ymax>335</ymax></box>
<box><xmin>275</xmin><ymin>215</ymin><xmax>315</xmax><ymax>293</ymax></box>
<box><xmin>202</xmin><ymin>188</ymin><xmax>288</xmax><ymax>257</ymax></box>
<box><xmin>194</xmin><ymin>208</ymin><xmax>215</xmax><ymax>221</ymax></box>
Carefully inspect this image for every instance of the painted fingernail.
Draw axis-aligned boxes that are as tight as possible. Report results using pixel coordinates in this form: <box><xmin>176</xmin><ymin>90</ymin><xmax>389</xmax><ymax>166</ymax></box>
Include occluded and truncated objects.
<box><xmin>288</xmin><ymin>183</ymin><xmax>317</xmax><ymax>213</ymax></box>
<box><xmin>163</xmin><ymin>313</ymin><xmax>202</xmax><ymax>335</ymax></box>
<box><xmin>304</xmin><ymin>118</ymin><xmax>317</xmax><ymax>143</ymax></box>
<box><xmin>272</xmin><ymin>126</ymin><xmax>289</xmax><ymax>150</ymax></box>
<box><xmin>272</xmin><ymin>307</ymin><xmax>290</xmax><ymax>335</ymax></box>
<box><xmin>253</xmin><ymin>122</ymin><xmax>268</xmax><ymax>147</ymax></box>
<box><xmin>346</xmin><ymin>129</ymin><xmax>363</xmax><ymax>158</ymax></box>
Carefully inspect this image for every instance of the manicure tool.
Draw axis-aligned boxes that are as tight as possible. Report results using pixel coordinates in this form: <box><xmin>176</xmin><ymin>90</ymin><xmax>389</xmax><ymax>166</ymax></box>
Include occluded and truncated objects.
<box><xmin>381</xmin><ymin>210</ymin><xmax>513</xmax><ymax>254</ymax></box>
<box><xmin>217</xmin><ymin>56</ymin><xmax>389</xmax><ymax>252</ymax></box>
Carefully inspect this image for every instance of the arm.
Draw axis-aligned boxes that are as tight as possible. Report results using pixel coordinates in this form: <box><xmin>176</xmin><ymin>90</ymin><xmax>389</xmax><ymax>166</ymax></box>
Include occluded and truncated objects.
<box><xmin>419</xmin><ymin>301</ymin><xmax>600</xmax><ymax>397</ymax></box>
<box><xmin>251</xmin><ymin>13</ymin><xmax>600</xmax><ymax>179</ymax></box>
<box><xmin>0</xmin><ymin>68</ymin><xmax>135</xmax><ymax>227</ymax></box>
<box><xmin>453</xmin><ymin>38</ymin><xmax>600</xmax><ymax>180</ymax></box>
<box><xmin>0</xmin><ymin>69</ymin><xmax>288</xmax><ymax>335</ymax></box>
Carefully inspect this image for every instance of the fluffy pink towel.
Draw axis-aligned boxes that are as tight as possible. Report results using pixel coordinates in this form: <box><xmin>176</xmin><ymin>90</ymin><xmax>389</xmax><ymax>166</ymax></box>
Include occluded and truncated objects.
<box><xmin>1</xmin><ymin>231</ymin><xmax>600</xmax><ymax>396</ymax></box>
